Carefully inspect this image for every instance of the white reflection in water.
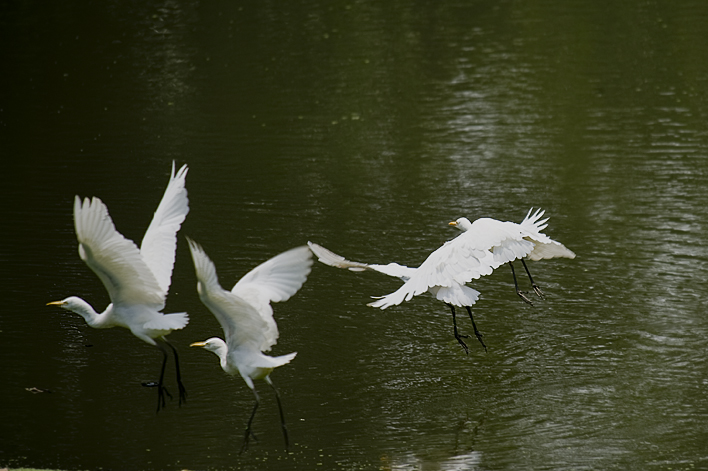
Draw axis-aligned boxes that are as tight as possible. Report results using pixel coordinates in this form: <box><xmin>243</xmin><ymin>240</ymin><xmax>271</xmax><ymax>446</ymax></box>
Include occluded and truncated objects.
<box><xmin>383</xmin><ymin>450</ymin><xmax>482</xmax><ymax>471</ymax></box>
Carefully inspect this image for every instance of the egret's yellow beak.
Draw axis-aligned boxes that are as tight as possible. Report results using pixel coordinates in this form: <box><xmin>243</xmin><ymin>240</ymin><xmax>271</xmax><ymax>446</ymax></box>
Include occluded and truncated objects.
<box><xmin>190</xmin><ymin>341</ymin><xmax>207</xmax><ymax>347</ymax></box>
<box><xmin>47</xmin><ymin>300</ymin><xmax>65</xmax><ymax>306</ymax></box>
<box><xmin>449</xmin><ymin>221</ymin><xmax>458</xmax><ymax>226</ymax></box>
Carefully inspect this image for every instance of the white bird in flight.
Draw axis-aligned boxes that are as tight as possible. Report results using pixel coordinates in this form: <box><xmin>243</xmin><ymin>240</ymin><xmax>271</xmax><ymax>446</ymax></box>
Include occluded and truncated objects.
<box><xmin>48</xmin><ymin>162</ymin><xmax>190</xmax><ymax>412</ymax></box>
<box><xmin>450</xmin><ymin>208</ymin><xmax>576</xmax><ymax>305</ymax></box>
<box><xmin>187</xmin><ymin>239</ymin><xmax>313</xmax><ymax>452</ymax></box>
<box><xmin>309</xmin><ymin>208</ymin><xmax>574</xmax><ymax>353</ymax></box>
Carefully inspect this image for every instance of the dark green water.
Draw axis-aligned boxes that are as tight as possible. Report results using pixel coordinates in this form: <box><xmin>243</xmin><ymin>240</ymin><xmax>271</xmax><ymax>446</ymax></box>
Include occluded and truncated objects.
<box><xmin>2</xmin><ymin>1</ymin><xmax>708</xmax><ymax>470</ymax></box>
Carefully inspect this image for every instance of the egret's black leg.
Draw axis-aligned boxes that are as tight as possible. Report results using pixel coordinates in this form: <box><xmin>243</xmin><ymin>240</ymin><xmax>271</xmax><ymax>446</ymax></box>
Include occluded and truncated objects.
<box><xmin>509</xmin><ymin>262</ymin><xmax>533</xmax><ymax>305</ymax></box>
<box><xmin>241</xmin><ymin>388</ymin><xmax>260</xmax><ymax>454</ymax></box>
<box><xmin>464</xmin><ymin>306</ymin><xmax>487</xmax><ymax>352</ymax></box>
<box><xmin>447</xmin><ymin>303</ymin><xmax>470</xmax><ymax>354</ymax></box>
<box><xmin>521</xmin><ymin>259</ymin><xmax>544</xmax><ymax>299</ymax></box>
<box><xmin>155</xmin><ymin>344</ymin><xmax>173</xmax><ymax>413</ymax></box>
<box><xmin>166</xmin><ymin>340</ymin><xmax>187</xmax><ymax>406</ymax></box>
<box><xmin>266</xmin><ymin>377</ymin><xmax>290</xmax><ymax>451</ymax></box>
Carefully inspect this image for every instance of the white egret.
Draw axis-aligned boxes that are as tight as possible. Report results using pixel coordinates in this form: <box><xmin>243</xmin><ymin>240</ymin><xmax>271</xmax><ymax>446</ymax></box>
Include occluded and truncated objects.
<box><xmin>450</xmin><ymin>208</ymin><xmax>576</xmax><ymax>305</ymax></box>
<box><xmin>308</xmin><ymin>241</ymin><xmax>486</xmax><ymax>352</ymax></box>
<box><xmin>47</xmin><ymin>162</ymin><xmax>189</xmax><ymax>412</ymax></box>
<box><xmin>309</xmin><ymin>213</ymin><xmax>540</xmax><ymax>353</ymax></box>
<box><xmin>187</xmin><ymin>238</ymin><xmax>312</xmax><ymax>452</ymax></box>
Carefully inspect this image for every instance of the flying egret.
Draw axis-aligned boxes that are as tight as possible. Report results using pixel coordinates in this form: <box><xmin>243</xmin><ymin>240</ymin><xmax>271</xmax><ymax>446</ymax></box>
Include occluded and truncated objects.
<box><xmin>308</xmin><ymin>241</ymin><xmax>485</xmax><ymax>352</ymax></box>
<box><xmin>187</xmin><ymin>238</ymin><xmax>312</xmax><ymax>452</ymax></box>
<box><xmin>47</xmin><ymin>162</ymin><xmax>189</xmax><ymax>412</ymax></box>
<box><xmin>450</xmin><ymin>208</ymin><xmax>576</xmax><ymax>305</ymax></box>
<box><xmin>309</xmin><ymin>212</ymin><xmax>544</xmax><ymax>353</ymax></box>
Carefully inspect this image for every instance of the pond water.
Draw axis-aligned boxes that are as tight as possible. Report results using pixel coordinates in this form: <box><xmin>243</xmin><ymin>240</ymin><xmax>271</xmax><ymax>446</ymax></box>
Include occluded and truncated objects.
<box><xmin>2</xmin><ymin>0</ymin><xmax>708</xmax><ymax>470</ymax></box>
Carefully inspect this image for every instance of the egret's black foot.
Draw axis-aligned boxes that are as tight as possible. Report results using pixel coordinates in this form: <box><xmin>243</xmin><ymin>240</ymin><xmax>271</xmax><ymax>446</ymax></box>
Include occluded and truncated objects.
<box><xmin>240</xmin><ymin>429</ymin><xmax>259</xmax><ymax>454</ymax></box>
<box><xmin>455</xmin><ymin>334</ymin><xmax>470</xmax><ymax>354</ymax></box>
<box><xmin>156</xmin><ymin>385</ymin><xmax>173</xmax><ymax>413</ymax></box>
<box><xmin>516</xmin><ymin>289</ymin><xmax>534</xmax><ymax>306</ymax></box>
<box><xmin>473</xmin><ymin>330</ymin><xmax>488</xmax><ymax>353</ymax></box>
<box><xmin>532</xmin><ymin>284</ymin><xmax>545</xmax><ymax>299</ymax></box>
<box><xmin>177</xmin><ymin>382</ymin><xmax>187</xmax><ymax>407</ymax></box>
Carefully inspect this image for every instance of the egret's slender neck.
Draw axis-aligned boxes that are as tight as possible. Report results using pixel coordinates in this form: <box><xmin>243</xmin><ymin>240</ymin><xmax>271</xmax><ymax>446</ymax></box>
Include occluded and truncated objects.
<box><xmin>67</xmin><ymin>298</ymin><xmax>114</xmax><ymax>329</ymax></box>
<box><xmin>206</xmin><ymin>340</ymin><xmax>230</xmax><ymax>372</ymax></box>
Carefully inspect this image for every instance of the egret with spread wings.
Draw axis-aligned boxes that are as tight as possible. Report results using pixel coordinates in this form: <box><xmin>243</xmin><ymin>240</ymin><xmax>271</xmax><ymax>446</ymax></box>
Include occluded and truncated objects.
<box><xmin>309</xmin><ymin>216</ymin><xmax>534</xmax><ymax>353</ymax></box>
<box><xmin>48</xmin><ymin>162</ymin><xmax>189</xmax><ymax>412</ymax></box>
<box><xmin>188</xmin><ymin>239</ymin><xmax>312</xmax><ymax>452</ymax></box>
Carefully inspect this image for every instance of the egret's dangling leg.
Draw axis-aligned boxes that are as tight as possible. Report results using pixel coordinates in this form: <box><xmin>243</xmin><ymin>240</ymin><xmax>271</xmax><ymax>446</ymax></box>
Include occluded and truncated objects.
<box><xmin>266</xmin><ymin>376</ymin><xmax>290</xmax><ymax>451</ymax></box>
<box><xmin>447</xmin><ymin>304</ymin><xmax>470</xmax><ymax>354</ymax></box>
<box><xmin>464</xmin><ymin>306</ymin><xmax>487</xmax><ymax>352</ymax></box>
<box><xmin>509</xmin><ymin>262</ymin><xmax>533</xmax><ymax>305</ymax></box>
<box><xmin>165</xmin><ymin>340</ymin><xmax>187</xmax><ymax>406</ymax></box>
<box><xmin>241</xmin><ymin>387</ymin><xmax>261</xmax><ymax>453</ymax></box>
<box><xmin>155</xmin><ymin>344</ymin><xmax>173</xmax><ymax>413</ymax></box>
<box><xmin>521</xmin><ymin>259</ymin><xmax>544</xmax><ymax>299</ymax></box>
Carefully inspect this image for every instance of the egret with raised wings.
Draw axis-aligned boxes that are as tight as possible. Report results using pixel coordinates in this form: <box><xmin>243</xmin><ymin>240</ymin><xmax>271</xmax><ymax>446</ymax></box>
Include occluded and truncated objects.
<box><xmin>309</xmin><ymin>213</ymin><xmax>538</xmax><ymax>353</ymax></box>
<box><xmin>309</xmin><ymin>209</ymin><xmax>572</xmax><ymax>353</ymax></box>
<box><xmin>48</xmin><ymin>162</ymin><xmax>189</xmax><ymax>412</ymax></box>
<box><xmin>450</xmin><ymin>208</ymin><xmax>576</xmax><ymax>305</ymax></box>
<box><xmin>187</xmin><ymin>239</ymin><xmax>312</xmax><ymax>452</ymax></box>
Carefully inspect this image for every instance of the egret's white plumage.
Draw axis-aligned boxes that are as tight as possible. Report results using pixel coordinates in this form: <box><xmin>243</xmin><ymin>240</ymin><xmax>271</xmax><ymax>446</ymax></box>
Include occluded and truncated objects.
<box><xmin>309</xmin><ymin>208</ymin><xmax>574</xmax><ymax>353</ymax></box>
<box><xmin>48</xmin><ymin>162</ymin><xmax>189</xmax><ymax>412</ymax></box>
<box><xmin>187</xmin><ymin>239</ymin><xmax>312</xmax><ymax>452</ymax></box>
<box><xmin>518</xmin><ymin>208</ymin><xmax>577</xmax><ymax>261</ymax></box>
<box><xmin>370</xmin><ymin>217</ymin><xmax>536</xmax><ymax>311</ymax></box>
<box><xmin>309</xmin><ymin>218</ymin><xmax>534</xmax><ymax>354</ymax></box>
<box><xmin>452</xmin><ymin>208</ymin><xmax>576</xmax><ymax>304</ymax></box>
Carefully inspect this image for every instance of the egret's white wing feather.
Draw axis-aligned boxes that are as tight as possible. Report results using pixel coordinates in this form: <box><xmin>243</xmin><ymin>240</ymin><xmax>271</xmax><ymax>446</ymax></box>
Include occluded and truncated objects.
<box><xmin>232</xmin><ymin>246</ymin><xmax>313</xmax><ymax>303</ymax></box>
<box><xmin>519</xmin><ymin>208</ymin><xmax>576</xmax><ymax>261</ymax></box>
<box><xmin>231</xmin><ymin>246</ymin><xmax>312</xmax><ymax>351</ymax></box>
<box><xmin>526</xmin><ymin>242</ymin><xmax>576</xmax><ymax>261</ymax></box>
<box><xmin>308</xmin><ymin>242</ymin><xmax>416</xmax><ymax>280</ymax></box>
<box><xmin>74</xmin><ymin>196</ymin><xmax>164</xmax><ymax>308</ymax></box>
<box><xmin>144</xmin><ymin>312</ymin><xmax>189</xmax><ymax>331</ymax></box>
<box><xmin>188</xmin><ymin>238</ymin><xmax>272</xmax><ymax>353</ymax></box>
<box><xmin>430</xmin><ymin>284</ymin><xmax>481</xmax><ymax>307</ymax></box>
<box><xmin>140</xmin><ymin>162</ymin><xmax>189</xmax><ymax>296</ymax></box>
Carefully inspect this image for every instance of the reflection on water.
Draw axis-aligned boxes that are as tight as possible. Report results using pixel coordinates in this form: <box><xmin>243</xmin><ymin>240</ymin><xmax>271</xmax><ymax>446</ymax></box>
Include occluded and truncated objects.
<box><xmin>3</xmin><ymin>0</ymin><xmax>708</xmax><ymax>470</ymax></box>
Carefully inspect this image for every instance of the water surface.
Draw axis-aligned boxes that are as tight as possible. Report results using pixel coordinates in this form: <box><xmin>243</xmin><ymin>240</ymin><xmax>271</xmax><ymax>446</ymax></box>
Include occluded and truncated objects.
<box><xmin>2</xmin><ymin>0</ymin><xmax>708</xmax><ymax>470</ymax></box>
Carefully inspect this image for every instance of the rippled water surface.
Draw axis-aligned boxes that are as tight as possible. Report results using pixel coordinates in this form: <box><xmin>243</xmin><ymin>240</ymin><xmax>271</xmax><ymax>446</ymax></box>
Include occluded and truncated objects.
<box><xmin>2</xmin><ymin>1</ymin><xmax>708</xmax><ymax>470</ymax></box>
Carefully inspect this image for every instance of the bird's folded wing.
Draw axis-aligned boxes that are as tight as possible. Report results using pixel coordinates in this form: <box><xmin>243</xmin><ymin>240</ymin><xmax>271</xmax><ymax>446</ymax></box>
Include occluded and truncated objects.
<box><xmin>188</xmin><ymin>238</ymin><xmax>271</xmax><ymax>352</ymax></box>
<box><xmin>74</xmin><ymin>196</ymin><xmax>164</xmax><ymax>308</ymax></box>
<box><xmin>308</xmin><ymin>242</ymin><xmax>416</xmax><ymax>279</ymax></box>
<box><xmin>369</xmin><ymin>218</ymin><xmax>534</xmax><ymax>309</ymax></box>
<box><xmin>140</xmin><ymin>162</ymin><xmax>189</xmax><ymax>296</ymax></box>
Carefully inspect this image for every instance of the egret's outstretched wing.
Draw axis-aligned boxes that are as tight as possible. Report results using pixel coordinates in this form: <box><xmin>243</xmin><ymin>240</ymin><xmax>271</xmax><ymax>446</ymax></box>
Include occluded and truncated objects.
<box><xmin>519</xmin><ymin>208</ymin><xmax>576</xmax><ymax>261</ymax></box>
<box><xmin>187</xmin><ymin>238</ymin><xmax>270</xmax><ymax>352</ymax></box>
<box><xmin>370</xmin><ymin>218</ymin><xmax>534</xmax><ymax>309</ymax></box>
<box><xmin>231</xmin><ymin>246</ymin><xmax>312</xmax><ymax>351</ymax></box>
<box><xmin>74</xmin><ymin>196</ymin><xmax>163</xmax><ymax>308</ymax></box>
<box><xmin>308</xmin><ymin>242</ymin><xmax>416</xmax><ymax>280</ymax></box>
<box><xmin>232</xmin><ymin>246</ymin><xmax>313</xmax><ymax>304</ymax></box>
<box><xmin>140</xmin><ymin>162</ymin><xmax>189</xmax><ymax>296</ymax></box>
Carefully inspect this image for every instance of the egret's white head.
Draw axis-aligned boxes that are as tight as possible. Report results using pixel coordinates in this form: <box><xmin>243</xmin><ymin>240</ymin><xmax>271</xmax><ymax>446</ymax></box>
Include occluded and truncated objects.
<box><xmin>190</xmin><ymin>337</ymin><xmax>226</xmax><ymax>353</ymax></box>
<box><xmin>47</xmin><ymin>296</ymin><xmax>84</xmax><ymax>312</ymax></box>
<box><xmin>449</xmin><ymin>217</ymin><xmax>473</xmax><ymax>232</ymax></box>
